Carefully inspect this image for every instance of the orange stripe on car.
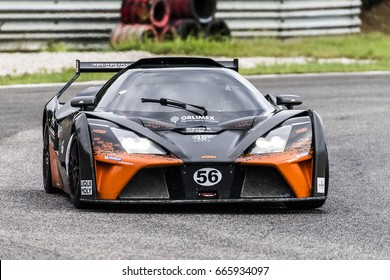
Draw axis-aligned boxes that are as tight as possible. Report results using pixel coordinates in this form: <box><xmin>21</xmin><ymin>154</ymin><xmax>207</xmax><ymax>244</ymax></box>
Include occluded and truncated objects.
<box><xmin>94</xmin><ymin>154</ymin><xmax>183</xmax><ymax>200</ymax></box>
<box><xmin>236</xmin><ymin>151</ymin><xmax>313</xmax><ymax>198</ymax></box>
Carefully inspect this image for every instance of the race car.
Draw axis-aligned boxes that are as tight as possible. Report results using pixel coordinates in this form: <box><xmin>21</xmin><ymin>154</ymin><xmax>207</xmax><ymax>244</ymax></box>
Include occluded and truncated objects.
<box><xmin>42</xmin><ymin>57</ymin><xmax>328</xmax><ymax>209</ymax></box>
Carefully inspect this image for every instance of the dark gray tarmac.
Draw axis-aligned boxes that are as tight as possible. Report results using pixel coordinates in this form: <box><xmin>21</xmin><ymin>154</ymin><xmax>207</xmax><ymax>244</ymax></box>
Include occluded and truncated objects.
<box><xmin>0</xmin><ymin>73</ymin><xmax>389</xmax><ymax>259</ymax></box>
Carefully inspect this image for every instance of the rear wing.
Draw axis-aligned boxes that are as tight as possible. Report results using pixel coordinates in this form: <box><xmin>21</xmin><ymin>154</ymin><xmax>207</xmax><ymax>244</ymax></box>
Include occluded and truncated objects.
<box><xmin>77</xmin><ymin>57</ymin><xmax>239</xmax><ymax>73</ymax></box>
<box><xmin>76</xmin><ymin>61</ymin><xmax>132</xmax><ymax>73</ymax></box>
<box><xmin>57</xmin><ymin>57</ymin><xmax>239</xmax><ymax>97</ymax></box>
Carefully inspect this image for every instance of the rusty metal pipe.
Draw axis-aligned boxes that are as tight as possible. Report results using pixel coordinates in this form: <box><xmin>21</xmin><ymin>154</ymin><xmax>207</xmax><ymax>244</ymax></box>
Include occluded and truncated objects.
<box><xmin>110</xmin><ymin>23</ymin><xmax>158</xmax><ymax>45</ymax></box>
<box><xmin>167</xmin><ymin>0</ymin><xmax>217</xmax><ymax>24</ymax></box>
<box><xmin>121</xmin><ymin>0</ymin><xmax>170</xmax><ymax>28</ymax></box>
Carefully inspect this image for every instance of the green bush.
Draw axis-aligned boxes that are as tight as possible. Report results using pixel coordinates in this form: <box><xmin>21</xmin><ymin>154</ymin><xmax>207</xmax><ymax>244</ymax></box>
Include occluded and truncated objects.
<box><xmin>362</xmin><ymin>0</ymin><xmax>386</xmax><ymax>9</ymax></box>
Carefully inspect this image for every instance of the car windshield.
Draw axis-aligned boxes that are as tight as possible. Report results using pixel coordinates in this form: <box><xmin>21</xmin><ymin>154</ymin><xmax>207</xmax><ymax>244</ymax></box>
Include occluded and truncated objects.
<box><xmin>95</xmin><ymin>68</ymin><xmax>274</xmax><ymax>125</ymax></box>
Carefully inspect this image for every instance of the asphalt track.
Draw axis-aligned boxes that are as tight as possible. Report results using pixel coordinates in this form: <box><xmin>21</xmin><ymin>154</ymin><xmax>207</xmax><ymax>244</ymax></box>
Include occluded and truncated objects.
<box><xmin>0</xmin><ymin>73</ymin><xmax>389</xmax><ymax>259</ymax></box>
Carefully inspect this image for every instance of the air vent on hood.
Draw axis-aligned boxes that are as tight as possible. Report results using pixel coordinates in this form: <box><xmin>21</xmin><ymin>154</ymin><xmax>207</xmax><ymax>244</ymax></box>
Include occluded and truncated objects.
<box><xmin>219</xmin><ymin>116</ymin><xmax>255</xmax><ymax>130</ymax></box>
<box><xmin>140</xmin><ymin>118</ymin><xmax>175</xmax><ymax>130</ymax></box>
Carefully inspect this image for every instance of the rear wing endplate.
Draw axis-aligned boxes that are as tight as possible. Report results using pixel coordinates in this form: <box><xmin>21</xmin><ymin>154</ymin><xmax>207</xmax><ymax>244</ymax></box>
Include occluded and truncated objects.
<box><xmin>218</xmin><ymin>59</ymin><xmax>239</xmax><ymax>72</ymax></box>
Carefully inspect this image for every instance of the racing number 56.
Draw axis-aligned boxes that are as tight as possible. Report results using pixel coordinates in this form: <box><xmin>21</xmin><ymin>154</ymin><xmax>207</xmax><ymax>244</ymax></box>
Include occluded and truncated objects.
<box><xmin>193</xmin><ymin>168</ymin><xmax>222</xmax><ymax>186</ymax></box>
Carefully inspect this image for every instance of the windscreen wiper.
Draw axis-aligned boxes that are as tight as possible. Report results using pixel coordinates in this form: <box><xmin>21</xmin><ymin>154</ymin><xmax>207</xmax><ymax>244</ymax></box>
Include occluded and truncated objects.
<box><xmin>141</xmin><ymin>98</ymin><xmax>208</xmax><ymax>116</ymax></box>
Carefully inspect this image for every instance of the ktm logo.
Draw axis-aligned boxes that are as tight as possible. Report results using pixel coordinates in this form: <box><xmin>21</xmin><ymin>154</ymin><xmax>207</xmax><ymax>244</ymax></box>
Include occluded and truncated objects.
<box><xmin>92</xmin><ymin>129</ymin><xmax>107</xmax><ymax>134</ymax></box>
<box><xmin>296</xmin><ymin>127</ymin><xmax>308</xmax><ymax>134</ymax></box>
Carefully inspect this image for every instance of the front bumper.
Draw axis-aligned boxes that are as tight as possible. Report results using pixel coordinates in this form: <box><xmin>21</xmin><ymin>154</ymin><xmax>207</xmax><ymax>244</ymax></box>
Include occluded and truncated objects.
<box><xmin>80</xmin><ymin>196</ymin><xmax>326</xmax><ymax>205</ymax></box>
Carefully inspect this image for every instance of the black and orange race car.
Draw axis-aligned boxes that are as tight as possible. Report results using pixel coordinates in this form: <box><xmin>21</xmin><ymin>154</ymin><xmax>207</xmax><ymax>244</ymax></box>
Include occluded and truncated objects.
<box><xmin>42</xmin><ymin>57</ymin><xmax>328</xmax><ymax>209</ymax></box>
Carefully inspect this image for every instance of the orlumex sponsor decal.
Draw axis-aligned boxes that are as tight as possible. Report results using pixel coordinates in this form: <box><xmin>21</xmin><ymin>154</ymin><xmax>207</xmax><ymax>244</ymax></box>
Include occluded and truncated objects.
<box><xmin>170</xmin><ymin>115</ymin><xmax>218</xmax><ymax>124</ymax></box>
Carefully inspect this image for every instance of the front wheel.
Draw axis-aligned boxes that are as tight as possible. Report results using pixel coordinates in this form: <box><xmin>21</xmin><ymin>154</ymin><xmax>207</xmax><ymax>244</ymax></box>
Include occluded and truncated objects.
<box><xmin>68</xmin><ymin>136</ymin><xmax>83</xmax><ymax>208</ymax></box>
<box><xmin>43</xmin><ymin>124</ymin><xmax>58</xmax><ymax>193</ymax></box>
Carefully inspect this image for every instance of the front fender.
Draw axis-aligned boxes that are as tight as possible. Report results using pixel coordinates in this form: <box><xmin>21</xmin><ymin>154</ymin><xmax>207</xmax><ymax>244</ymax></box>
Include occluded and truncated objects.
<box><xmin>310</xmin><ymin>110</ymin><xmax>329</xmax><ymax>197</ymax></box>
<box><xmin>72</xmin><ymin>113</ymin><xmax>97</xmax><ymax>199</ymax></box>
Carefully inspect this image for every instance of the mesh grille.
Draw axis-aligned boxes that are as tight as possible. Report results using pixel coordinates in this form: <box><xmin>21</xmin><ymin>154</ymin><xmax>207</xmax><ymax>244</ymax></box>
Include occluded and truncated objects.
<box><xmin>119</xmin><ymin>168</ymin><xmax>169</xmax><ymax>199</ymax></box>
<box><xmin>241</xmin><ymin>166</ymin><xmax>292</xmax><ymax>198</ymax></box>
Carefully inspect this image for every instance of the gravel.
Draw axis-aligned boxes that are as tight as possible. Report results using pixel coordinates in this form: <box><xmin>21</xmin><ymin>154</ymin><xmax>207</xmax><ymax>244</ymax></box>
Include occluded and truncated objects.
<box><xmin>0</xmin><ymin>51</ymin><xmax>153</xmax><ymax>76</ymax></box>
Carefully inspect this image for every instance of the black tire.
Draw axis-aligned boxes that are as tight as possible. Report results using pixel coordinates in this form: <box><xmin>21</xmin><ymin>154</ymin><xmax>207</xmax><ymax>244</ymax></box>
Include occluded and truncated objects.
<box><xmin>204</xmin><ymin>19</ymin><xmax>231</xmax><ymax>41</ymax></box>
<box><xmin>68</xmin><ymin>136</ymin><xmax>83</xmax><ymax>208</ymax></box>
<box><xmin>43</xmin><ymin>124</ymin><xmax>58</xmax><ymax>193</ymax></box>
<box><xmin>175</xmin><ymin>19</ymin><xmax>202</xmax><ymax>40</ymax></box>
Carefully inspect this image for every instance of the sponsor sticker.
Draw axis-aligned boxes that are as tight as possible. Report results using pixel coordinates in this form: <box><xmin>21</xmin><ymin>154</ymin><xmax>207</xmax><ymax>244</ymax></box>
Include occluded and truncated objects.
<box><xmin>170</xmin><ymin>116</ymin><xmax>180</xmax><ymax>123</ymax></box>
<box><xmin>104</xmin><ymin>156</ymin><xmax>122</xmax><ymax>161</ymax></box>
<box><xmin>201</xmin><ymin>155</ymin><xmax>217</xmax><ymax>159</ymax></box>
<box><xmin>185</xmin><ymin>127</ymin><xmax>215</xmax><ymax>134</ymax></box>
<box><xmin>60</xmin><ymin>140</ymin><xmax>65</xmax><ymax>155</ymax></box>
<box><xmin>181</xmin><ymin>115</ymin><xmax>217</xmax><ymax>123</ymax></box>
<box><xmin>92</xmin><ymin>129</ymin><xmax>107</xmax><ymax>134</ymax></box>
<box><xmin>170</xmin><ymin>115</ymin><xmax>218</xmax><ymax>123</ymax></box>
<box><xmin>295</xmin><ymin>127</ymin><xmax>308</xmax><ymax>134</ymax></box>
<box><xmin>317</xmin><ymin>177</ymin><xmax>325</xmax><ymax>194</ymax></box>
<box><xmin>192</xmin><ymin>135</ymin><xmax>216</xmax><ymax>142</ymax></box>
<box><xmin>81</xmin><ymin>180</ymin><xmax>93</xmax><ymax>196</ymax></box>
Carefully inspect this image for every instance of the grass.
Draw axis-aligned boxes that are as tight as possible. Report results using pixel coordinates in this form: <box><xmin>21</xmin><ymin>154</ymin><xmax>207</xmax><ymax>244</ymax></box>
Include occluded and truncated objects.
<box><xmin>241</xmin><ymin>61</ymin><xmax>390</xmax><ymax>75</ymax></box>
<box><xmin>1</xmin><ymin>33</ymin><xmax>390</xmax><ymax>85</ymax></box>
<box><xmin>0</xmin><ymin>70</ymin><xmax>114</xmax><ymax>86</ymax></box>
<box><xmin>113</xmin><ymin>33</ymin><xmax>390</xmax><ymax>60</ymax></box>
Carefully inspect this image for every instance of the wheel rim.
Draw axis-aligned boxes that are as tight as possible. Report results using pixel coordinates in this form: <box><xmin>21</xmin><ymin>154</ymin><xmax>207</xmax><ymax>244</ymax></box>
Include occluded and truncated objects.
<box><xmin>69</xmin><ymin>141</ymin><xmax>80</xmax><ymax>197</ymax></box>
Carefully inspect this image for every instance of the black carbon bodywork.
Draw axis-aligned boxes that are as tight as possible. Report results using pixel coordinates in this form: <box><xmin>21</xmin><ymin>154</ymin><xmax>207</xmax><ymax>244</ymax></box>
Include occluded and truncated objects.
<box><xmin>77</xmin><ymin>110</ymin><xmax>327</xmax><ymax>202</ymax></box>
<box><xmin>74</xmin><ymin>114</ymin><xmax>97</xmax><ymax>200</ymax></box>
<box><xmin>310</xmin><ymin>111</ymin><xmax>329</xmax><ymax>197</ymax></box>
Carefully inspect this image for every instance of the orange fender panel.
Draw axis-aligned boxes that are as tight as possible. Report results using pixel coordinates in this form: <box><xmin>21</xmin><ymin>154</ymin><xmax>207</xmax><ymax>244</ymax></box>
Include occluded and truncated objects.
<box><xmin>94</xmin><ymin>154</ymin><xmax>183</xmax><ymax>200</ymax></box>
<box><xmin>236</xmin><ymin>152</ymin><xmax>313</xmax><ymax>198</ymax></box>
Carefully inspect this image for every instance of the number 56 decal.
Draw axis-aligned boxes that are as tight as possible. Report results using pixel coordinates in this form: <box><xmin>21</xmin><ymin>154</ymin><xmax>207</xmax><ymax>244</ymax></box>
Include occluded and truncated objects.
<box><xmin>193</xmin><ymin>168</ymin><xmax>222</xmax><ymax>186</ymax></box>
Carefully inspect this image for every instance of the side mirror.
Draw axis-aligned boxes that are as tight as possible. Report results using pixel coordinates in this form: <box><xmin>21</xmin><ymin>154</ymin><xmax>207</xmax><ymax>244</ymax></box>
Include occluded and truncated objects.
<box><xmin>264</xmin><ymin>93</ymin><xmax>278</xmax><ymax>107</ymax></box>
<box><xmin>70</xmin><ymin>96</ymin><xmax>96</xmax><ymax>110</ymax></box>
<box><xmin>276</xmin><ymin>95</ymin><xmax>302</xmax><ymax>110</ymax></box>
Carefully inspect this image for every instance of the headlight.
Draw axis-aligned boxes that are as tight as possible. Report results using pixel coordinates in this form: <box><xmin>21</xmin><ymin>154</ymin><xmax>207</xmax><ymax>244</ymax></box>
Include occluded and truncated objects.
<box><xmin>251</xmin><ymin>126</ymin><xmax>292</xmax><ymax>154</ymax></box>
<box><xmin>111</xmin><ymin>128</ymin><xmax>166</xmax><ymax>155</ymax></box>
<box><xmin>249</xmin><ymin>120</ymin><xmax>312</xmax><ymax>155</ymax></box>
